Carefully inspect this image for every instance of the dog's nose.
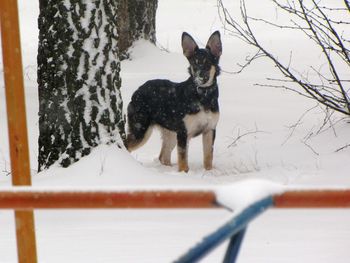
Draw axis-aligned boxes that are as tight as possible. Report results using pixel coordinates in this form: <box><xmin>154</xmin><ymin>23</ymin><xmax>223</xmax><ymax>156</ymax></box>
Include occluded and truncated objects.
<box><xmin>202</xmin><ymin>75</ymin><xmax>209</xmax><ymax>82</ymax></box>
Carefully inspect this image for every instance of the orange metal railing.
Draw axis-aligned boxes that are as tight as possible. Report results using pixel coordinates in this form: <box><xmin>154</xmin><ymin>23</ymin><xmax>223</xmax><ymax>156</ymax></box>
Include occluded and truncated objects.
<box><xmin>274</xmin><ymin>190</ymin><xmax>350</xmax><ymax>208</ymax></box>
<box><xmin>0</xmin><ymin>190</ymin><xmax>218</xmax><ymax>209</ymax></box>
<box><xmin>0</xmin><ymin>190</ymin><xmax>350</xmax><ymax>210</ymax></box>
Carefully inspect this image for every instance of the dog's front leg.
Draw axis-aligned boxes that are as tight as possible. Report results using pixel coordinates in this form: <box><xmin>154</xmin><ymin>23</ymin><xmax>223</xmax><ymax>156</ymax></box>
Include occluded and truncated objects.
<box><xmin>203</xmin><ymin>129</ymin><xmax>215</xmax><ymax>170</ymax></box>
<box><xmin>177</xmin><ymin>130</ymin><xmax>189</xmax><ymax>172</ymax></box>
<box><xmin>159</xmin><ymin>129</ymin><xmax>176</xmax><ymax>166</ymax></box>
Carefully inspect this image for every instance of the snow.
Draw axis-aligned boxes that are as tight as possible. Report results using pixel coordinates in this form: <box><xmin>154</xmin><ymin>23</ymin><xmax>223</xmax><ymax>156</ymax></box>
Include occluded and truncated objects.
<box><xmin>0</xmin><ymin>0</ymin><xmax>350</xmax><ymax>262</ymax></box>
<box><xmin>215</xmin><ymin>180</ymin><xmax>283</xmax><ymax>212</ymax></box>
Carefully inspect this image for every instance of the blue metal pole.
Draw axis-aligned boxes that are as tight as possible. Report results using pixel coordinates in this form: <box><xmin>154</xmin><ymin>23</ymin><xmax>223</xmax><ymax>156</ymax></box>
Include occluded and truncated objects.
<box><xmin>223</xmin><ymin>228</ymin><xmax>247</xmax><ymax>263</ymax></box>
<box><xmin>174</xmin><ymin>196</ymin><xmax>273</xmax><ymax>263</ymax></box>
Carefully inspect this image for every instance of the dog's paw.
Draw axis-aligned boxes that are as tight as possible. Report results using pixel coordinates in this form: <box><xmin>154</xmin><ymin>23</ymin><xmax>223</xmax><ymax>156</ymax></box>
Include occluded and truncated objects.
<box><xmin>159</xmin><ymin>157</ymin><xmax>172</xmax><ymax>166</ymax></box>
<box><xmin>178</xmin><ymin>164</ymin><xmax>189</xmax><ymax>173</ymax></box>
<box><xmin>204</xmin><ymin>163</ymin><xmax>213</xmax><ymax>170</ymax></box>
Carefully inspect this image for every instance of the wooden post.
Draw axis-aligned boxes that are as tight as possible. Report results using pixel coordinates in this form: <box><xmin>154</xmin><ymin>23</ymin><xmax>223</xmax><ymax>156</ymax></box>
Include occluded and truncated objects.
<box><xmin>0</xmin><ymin>1</ymin><xmax>38</xmax><ymax>262</ymax></box>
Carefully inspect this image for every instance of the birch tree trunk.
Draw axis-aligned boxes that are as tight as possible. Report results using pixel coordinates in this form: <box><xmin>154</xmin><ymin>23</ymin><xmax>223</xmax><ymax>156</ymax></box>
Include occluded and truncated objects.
<box><xmin>37</xmin><ymin>0</ymin><xmax>125</xmax><ymax>171</ymax></box>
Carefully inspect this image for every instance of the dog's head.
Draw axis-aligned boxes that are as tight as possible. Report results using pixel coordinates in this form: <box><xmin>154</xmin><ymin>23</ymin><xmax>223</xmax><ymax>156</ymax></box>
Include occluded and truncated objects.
<box><xmin>182</xmin><ymin>31</ymin><xmax>222</xmax><ymax>88</ymax></box>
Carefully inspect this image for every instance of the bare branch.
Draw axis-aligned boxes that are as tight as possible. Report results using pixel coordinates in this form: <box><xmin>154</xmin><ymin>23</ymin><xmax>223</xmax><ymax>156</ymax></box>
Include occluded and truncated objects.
<box><xmin>235</xmin><ymin>50</ymin><xmax>265</xmax><ymax>74</ymax></box>
<box><xmin>282</xmin><ymin>104</ymin><xmax>319</xmax><ymax>146</ymax></box>
<box><xmin>335</xmin><ymin>143</ymin><xmax>350</xmax><ymax>152</ymax></box>
<box><xmin>217</xmin><ymin>0</ymin><xmax>350</xmax><ymax>116</ymax></box>
<box><xmin>301</xmin><ymin>139</ymin><xmax>320</xmax><ymax>156</ymax></box>
<box><xmin>227</xmin><ymin>126</ymin><xmax>268</xmax><ymax>148</ymax></box>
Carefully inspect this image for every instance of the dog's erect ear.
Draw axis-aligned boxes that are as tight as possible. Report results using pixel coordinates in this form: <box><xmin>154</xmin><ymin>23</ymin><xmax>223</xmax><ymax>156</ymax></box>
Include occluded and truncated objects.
<box><xmin>182</xmin><ymin>32</ymin><xmax>198</xmax><ymax>59</ymax></box>
<box><xmin>206</xmin><ymin>31</ymin><xmax>222</xmax><ymax>59</ymax></box>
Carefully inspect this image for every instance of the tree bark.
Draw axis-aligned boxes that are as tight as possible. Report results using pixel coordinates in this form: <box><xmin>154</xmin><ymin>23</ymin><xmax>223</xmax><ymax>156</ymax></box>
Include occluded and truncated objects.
<box><xmin>117</xmin><ymin>0</ymin><xmax>158</xmax><ymax>59</ymax></box>
<box><xmin>37</xmin><ymin>0</ymin><xmax>125</xmax><ymax>171</ymax></box>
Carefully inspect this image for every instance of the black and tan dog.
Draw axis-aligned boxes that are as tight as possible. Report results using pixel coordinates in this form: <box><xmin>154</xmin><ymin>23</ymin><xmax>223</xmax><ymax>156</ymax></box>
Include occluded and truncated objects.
<box><xmin>126</xmin><ymin>31</ymin><xmax>222</xmax><ymax>172</ymax></box>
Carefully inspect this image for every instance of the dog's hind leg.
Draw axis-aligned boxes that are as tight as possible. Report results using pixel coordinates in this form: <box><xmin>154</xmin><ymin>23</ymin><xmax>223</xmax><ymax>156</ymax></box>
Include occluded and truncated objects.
<box><xmin>159</xmin><ymin>128</ymin><xmax>176</xmax><ymax>166</ymax></box>
<box><xmin>126</xmin><ymin>103</ymin><xmax>153</xmax><ymax>152</ymax></box>
<box><xmin>177</xmin><ymin>130</ymin><xmax>189</xmax><ymax>172</ymax></box>
<box><xmin>202</xmin><ymin>129</ymin><xmax>215</xmax><ymax>170</ymax></box>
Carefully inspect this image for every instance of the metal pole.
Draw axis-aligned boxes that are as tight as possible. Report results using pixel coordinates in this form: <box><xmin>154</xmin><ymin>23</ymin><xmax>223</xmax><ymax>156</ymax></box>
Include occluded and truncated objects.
<box><xmin>175</xmin><ymin>197</ymin><xmax>273</xmax><ymax>263</ymax></box>
<box><xmin>223</xmin><ymin>228</ymin><xmax>247</xmax><ymax>263</ymax></box>
<box><xmin>0</xmin><ymin>1</ymin><xmax>38</xmax><ymax>262</ymax></box>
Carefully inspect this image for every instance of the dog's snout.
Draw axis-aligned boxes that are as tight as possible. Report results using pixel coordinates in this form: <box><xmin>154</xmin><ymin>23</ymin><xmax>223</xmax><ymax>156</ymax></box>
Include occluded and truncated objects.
<box><xmin>199</xmin><ymin>71</ymin><xmax>210</xmax><ymax>82</ymax></box>
<box><xmin>193</xmin><ymin>70</ymin><xmax>210</xmax><ymax>86</ymax></box>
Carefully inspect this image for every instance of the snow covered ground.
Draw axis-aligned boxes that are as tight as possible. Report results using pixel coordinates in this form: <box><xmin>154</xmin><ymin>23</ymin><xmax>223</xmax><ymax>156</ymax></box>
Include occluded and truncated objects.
<box><xmin>0</xmin><ymin>0</ymin><xmax>350</xmax><ymax>262</ymax></box>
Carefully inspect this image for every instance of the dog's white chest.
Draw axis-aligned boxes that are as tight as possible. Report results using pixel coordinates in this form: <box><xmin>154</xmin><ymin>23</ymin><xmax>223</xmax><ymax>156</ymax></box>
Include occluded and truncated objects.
<box><xmin>183</xmin><ymin>108</ymin><xmax>219</xmax><ymax>137</ymax></box>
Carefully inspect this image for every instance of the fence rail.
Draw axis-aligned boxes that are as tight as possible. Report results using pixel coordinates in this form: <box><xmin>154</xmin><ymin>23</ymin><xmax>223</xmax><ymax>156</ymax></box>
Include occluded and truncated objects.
<box><xmin>1</xmin><ymin>189</ymin><xmax>350</xmax><ymax>210</ymax></box>
<box><xmin>274</xmin><ymin>190</ymin><xmax>350</xmax><ymax>208</ymax></box>
<box><xmin>0</xmin><ymin>190</ymin><xmax>218</xmax><ymax>209</ymax></box>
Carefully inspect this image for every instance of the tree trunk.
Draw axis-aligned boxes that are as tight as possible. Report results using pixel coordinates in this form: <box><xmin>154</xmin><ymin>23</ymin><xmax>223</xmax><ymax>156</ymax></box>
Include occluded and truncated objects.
<box><xmin>117</xmin><ymin>0</ymin><xmax>158</xmax><ymax>59</ymax></box>
<box><xmin>37</xmin><ymin>0</ymin><xmax>125</xmax><ymax>171</ymax></box>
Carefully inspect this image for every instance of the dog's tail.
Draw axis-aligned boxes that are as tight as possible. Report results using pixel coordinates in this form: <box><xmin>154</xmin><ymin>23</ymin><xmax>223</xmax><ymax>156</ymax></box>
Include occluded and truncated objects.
<box><xmin>126</xmin><ymin>100</ymin><xmax>153</xmax><ymax>151</ymax></box>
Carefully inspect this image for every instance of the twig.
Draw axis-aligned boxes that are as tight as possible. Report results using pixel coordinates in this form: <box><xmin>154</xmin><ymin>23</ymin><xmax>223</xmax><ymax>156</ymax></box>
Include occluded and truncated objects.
<box><xmin>301</xmin><ymin>139</ymin><xmax>319</xmax><ymax>156</ymax></box>
<box><xmin>335</xmin><ymin>143</ymin><xmax>350</xmax><ymax>152</ymax></box>
<box><xmin>282</xmin><ymin>104</ymin><xmax>319</xmax><ymax>146</ymax></box>
<box><xmin>227</xmin><ymin>126</ymin><xmax>268</xmax><ymax>148</ymax></box>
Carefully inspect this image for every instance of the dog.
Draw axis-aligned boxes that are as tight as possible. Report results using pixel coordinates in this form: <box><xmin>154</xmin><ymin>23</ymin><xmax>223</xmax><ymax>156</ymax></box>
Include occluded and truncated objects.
<box><xmin>126</xmin><ymin>31</ymin><xmax>222</xmax><ymax>172</ymax></box>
